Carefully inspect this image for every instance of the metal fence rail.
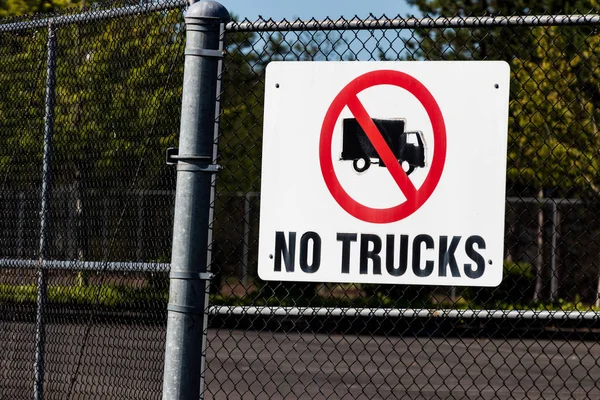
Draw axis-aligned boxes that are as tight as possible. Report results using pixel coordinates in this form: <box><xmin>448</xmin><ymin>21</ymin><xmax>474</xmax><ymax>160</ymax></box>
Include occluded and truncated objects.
<box><xmin>0</xmin><ymin>0</ymin><xmax>187</xmax><ymax>32</ymax></box>
<box><xmin>208</xmin><ymin>306</ymin><xmax>600</xmax><ymax>320</ymax></box>
<box><xmin>1</xmin><ymin>1</ymin><xmax>600</xmax><ymax>399</ymax></box>
<box><xmin>226</xmin><ymin>13</ymin><xmax>600</xmax><ymax>32</ymax></box>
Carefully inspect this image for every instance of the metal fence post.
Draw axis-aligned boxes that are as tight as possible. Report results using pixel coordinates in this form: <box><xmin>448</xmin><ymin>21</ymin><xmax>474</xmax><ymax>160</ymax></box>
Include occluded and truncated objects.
<box><xmin>34</xmin><ymin>21</ymin><xmax>57</xmax><ymax>400</ymax></box>
<box><xmin>162</xmin><ymin>2</ymin><xmax>229</xmax><ymax>399</ymax></box>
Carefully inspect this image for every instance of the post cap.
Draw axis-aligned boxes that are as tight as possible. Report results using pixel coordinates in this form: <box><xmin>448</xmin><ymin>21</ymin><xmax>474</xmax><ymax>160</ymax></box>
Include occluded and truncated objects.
<box><xmin>186</xmin><ymin>1</ymin><xmax>230</xmax><ymax>21</ymax></box>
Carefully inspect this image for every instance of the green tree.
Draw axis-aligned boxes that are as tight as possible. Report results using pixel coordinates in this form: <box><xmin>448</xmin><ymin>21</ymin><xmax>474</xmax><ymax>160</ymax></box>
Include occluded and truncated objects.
<box><xmin>0</xmin><ymin>0</ymin><xmax>83</xmax><ymax>17</ymax></box>
<box><xmin>219</xmin><ymin>26</ymin><xmax>263</xmax><ymax>195</ymax></box>
<box><xmin>510</xmin><ymin>26</ymin><xmax>600</xmax><ymax>196</ymax></box>
<box><xmin>0</xmin><ymin>7</ymin><xmax>186</xmax><ymax>271</ymax></box>
<box><xmin>406</xmin><ymin>0</ymin><xmax>594</xmax><ymax>60</ymax></box>
<box><xmin>510</xmin><ymin>26</ymin><xmax>600</xmax><ymax>301</ymax></box>
<box><xmin>51</xmin><ymin>11</ymin><xmax>184</xmax><ymax>279</ymax></box>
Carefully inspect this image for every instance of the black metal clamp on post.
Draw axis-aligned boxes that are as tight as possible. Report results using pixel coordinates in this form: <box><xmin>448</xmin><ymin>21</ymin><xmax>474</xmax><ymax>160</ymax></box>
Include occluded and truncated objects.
<box><xmin>165</xmin><ymin>147</ymin><xmax>222</xmax><ymax>173</ymax></box>
<box><xmin>162</xmin><ymin>2</ymin><xmax>229</xmax><ymax>400</ymax></box>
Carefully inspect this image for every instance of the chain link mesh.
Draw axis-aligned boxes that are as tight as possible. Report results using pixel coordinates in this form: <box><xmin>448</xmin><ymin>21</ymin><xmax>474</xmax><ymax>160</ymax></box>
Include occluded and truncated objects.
<box><xmin>0</xmin><ymin>2</ymin><xmax>184</xmax><ymax>398</ymax></box>
<box><xmin>1</xmin><ymin>2</ymin><xmax>600</xmax><ymax>399</ymax></box>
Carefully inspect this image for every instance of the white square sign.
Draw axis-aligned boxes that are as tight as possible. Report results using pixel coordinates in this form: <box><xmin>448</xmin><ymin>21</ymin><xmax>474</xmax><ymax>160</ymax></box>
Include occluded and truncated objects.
<box><xmin>257</xmin><ymin>61</ymin><xmax>510</xmax><ymax>287</ymax></box>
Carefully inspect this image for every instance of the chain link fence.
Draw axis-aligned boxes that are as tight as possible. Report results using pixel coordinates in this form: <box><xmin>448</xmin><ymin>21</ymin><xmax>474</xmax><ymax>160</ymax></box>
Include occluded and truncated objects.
<box><xmin>1</xmin><ymin>1</ymin><xmax>600</xmax><ymax>398</ymax></box>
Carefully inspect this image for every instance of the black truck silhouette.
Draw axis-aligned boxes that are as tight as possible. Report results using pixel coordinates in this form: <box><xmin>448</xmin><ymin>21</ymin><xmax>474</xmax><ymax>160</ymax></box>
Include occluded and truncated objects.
<box><xmin>341</xmin><ymin>118</ymin><xmax>426</xmax><ymax>174</ymax></box>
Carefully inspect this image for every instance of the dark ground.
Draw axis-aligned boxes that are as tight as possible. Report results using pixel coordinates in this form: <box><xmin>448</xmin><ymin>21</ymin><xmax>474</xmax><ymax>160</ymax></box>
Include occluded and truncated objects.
<box><xmin>1</xmin><ymin>320</ymin><xmax>600</xmax><ymax>399</ymax></box>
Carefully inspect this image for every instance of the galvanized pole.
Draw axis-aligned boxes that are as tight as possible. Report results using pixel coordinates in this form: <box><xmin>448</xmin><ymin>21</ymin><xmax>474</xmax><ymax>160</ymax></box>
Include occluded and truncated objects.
<box><xmin>162</xmin><ymin>2</ymin><xmax>229</xmax><ymax>400</ymax></box>
<box><xmin>34</xmin><ymin>21</ymin><xmax>57</xmax><ymax>400</ymax></box>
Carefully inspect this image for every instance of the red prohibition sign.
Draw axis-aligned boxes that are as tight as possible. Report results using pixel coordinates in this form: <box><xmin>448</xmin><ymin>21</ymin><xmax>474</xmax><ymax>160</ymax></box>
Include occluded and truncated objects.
<box><xmin>319</xmin><ymin>69</ymin><xmax>447</xmax><ymax>224</ymax></box>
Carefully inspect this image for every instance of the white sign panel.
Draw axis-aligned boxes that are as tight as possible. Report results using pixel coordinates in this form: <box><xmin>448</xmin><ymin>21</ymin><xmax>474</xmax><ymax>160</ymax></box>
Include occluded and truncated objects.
<box><xmin>257</xmin><ymin>61</ymin><xmax>510</xmax><ymax>287</ymax></box>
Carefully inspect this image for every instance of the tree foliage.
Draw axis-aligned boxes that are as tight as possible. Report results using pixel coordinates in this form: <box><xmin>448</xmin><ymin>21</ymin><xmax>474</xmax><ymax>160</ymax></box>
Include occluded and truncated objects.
<box><xmin>406</xmin><ymin>0</ymin><xmax>600</xmax><ymax>197</ymax></box>
<box><xmin>0</xmin><ymin>6</ymin><xmax>187</xmax><ymax>262</ymax></box>
<box><xmin>0</xmin><ymin>29</ymin><xmax>46</xmax><ymax>190</ymax></box>
<box><xmin>510</xmin><ymin>26</ymin><xmax>600</xmax><ymax>195</ymax></box>
<box><xmin>0</xmin><ymin>0</ymin><xmax>82</xmax><ymax>17</ymax></box>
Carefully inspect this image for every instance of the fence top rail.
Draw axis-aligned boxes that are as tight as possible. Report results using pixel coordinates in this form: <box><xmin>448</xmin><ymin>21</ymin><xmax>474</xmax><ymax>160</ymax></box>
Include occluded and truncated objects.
<box><xmin>226</xmin><ymin>13</ymin><xmax>600</xmax><ymax>32</ymax></box>
<box><xmin>1</xmin><ymin>6</ymin><xmax>600</xmax><ymax>34</ymax></box>
<box><xmin>0</xmin><ymin>0</ymin><xmax>186</xmax><ymax>33</ymax></box>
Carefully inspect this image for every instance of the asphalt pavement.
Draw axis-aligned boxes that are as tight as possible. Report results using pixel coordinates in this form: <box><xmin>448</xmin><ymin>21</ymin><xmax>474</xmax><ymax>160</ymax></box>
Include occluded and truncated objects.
<box><xmin>1</xmin><ymin>322</ymin><xmax>599</xmax><ymax>399</ymax></box>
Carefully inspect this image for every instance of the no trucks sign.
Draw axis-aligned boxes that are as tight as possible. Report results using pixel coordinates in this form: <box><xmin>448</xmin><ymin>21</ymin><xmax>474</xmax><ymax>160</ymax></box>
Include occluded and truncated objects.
<box><xmin>257</xmin><ymin>61</ymin><xmax>510</xmax><ymax>287</ymax></box>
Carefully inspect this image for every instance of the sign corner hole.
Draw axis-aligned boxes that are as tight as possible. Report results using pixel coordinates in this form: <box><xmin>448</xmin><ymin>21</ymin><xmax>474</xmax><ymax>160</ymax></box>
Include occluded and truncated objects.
<box><xmin>269</xmin><ymin>254</ymin><xmax>273</xmax><ymax>259</ymax></box>
<box><xmin>488</xmin><ymin>259</ymin><xmax>493</xmax><ymax>265</ymax></box>
<box><xmin>275</xmin><ymin>83</ymin><xmax>280</xmax><ymax>88</ymax></box>
<box><xmin>494</xmin><ymin>83</ymin><xmax>499</xmax><ymax>89</ymax></box>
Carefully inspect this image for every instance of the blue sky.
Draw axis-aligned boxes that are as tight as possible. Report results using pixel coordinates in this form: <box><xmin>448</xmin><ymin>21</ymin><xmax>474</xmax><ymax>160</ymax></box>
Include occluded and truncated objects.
<box><xmin>220</xmin><ymin>0</ymin><xmax>421</xmax><ymax>22</ymax></box>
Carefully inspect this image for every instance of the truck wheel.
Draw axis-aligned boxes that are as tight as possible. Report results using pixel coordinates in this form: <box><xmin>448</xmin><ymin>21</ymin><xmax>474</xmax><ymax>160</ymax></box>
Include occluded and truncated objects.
<box><xmin>353</xmin><ymin>157</ymin><xmax>371</xmax><ymax>173</ymax></box>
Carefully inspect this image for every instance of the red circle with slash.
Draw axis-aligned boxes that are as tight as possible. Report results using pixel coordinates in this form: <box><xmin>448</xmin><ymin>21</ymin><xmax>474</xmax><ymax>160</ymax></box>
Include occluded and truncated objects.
<box><xmin>319</xmin><ymin>69</ymin><xmax>447</xmax><ymax>224</ymax></box>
